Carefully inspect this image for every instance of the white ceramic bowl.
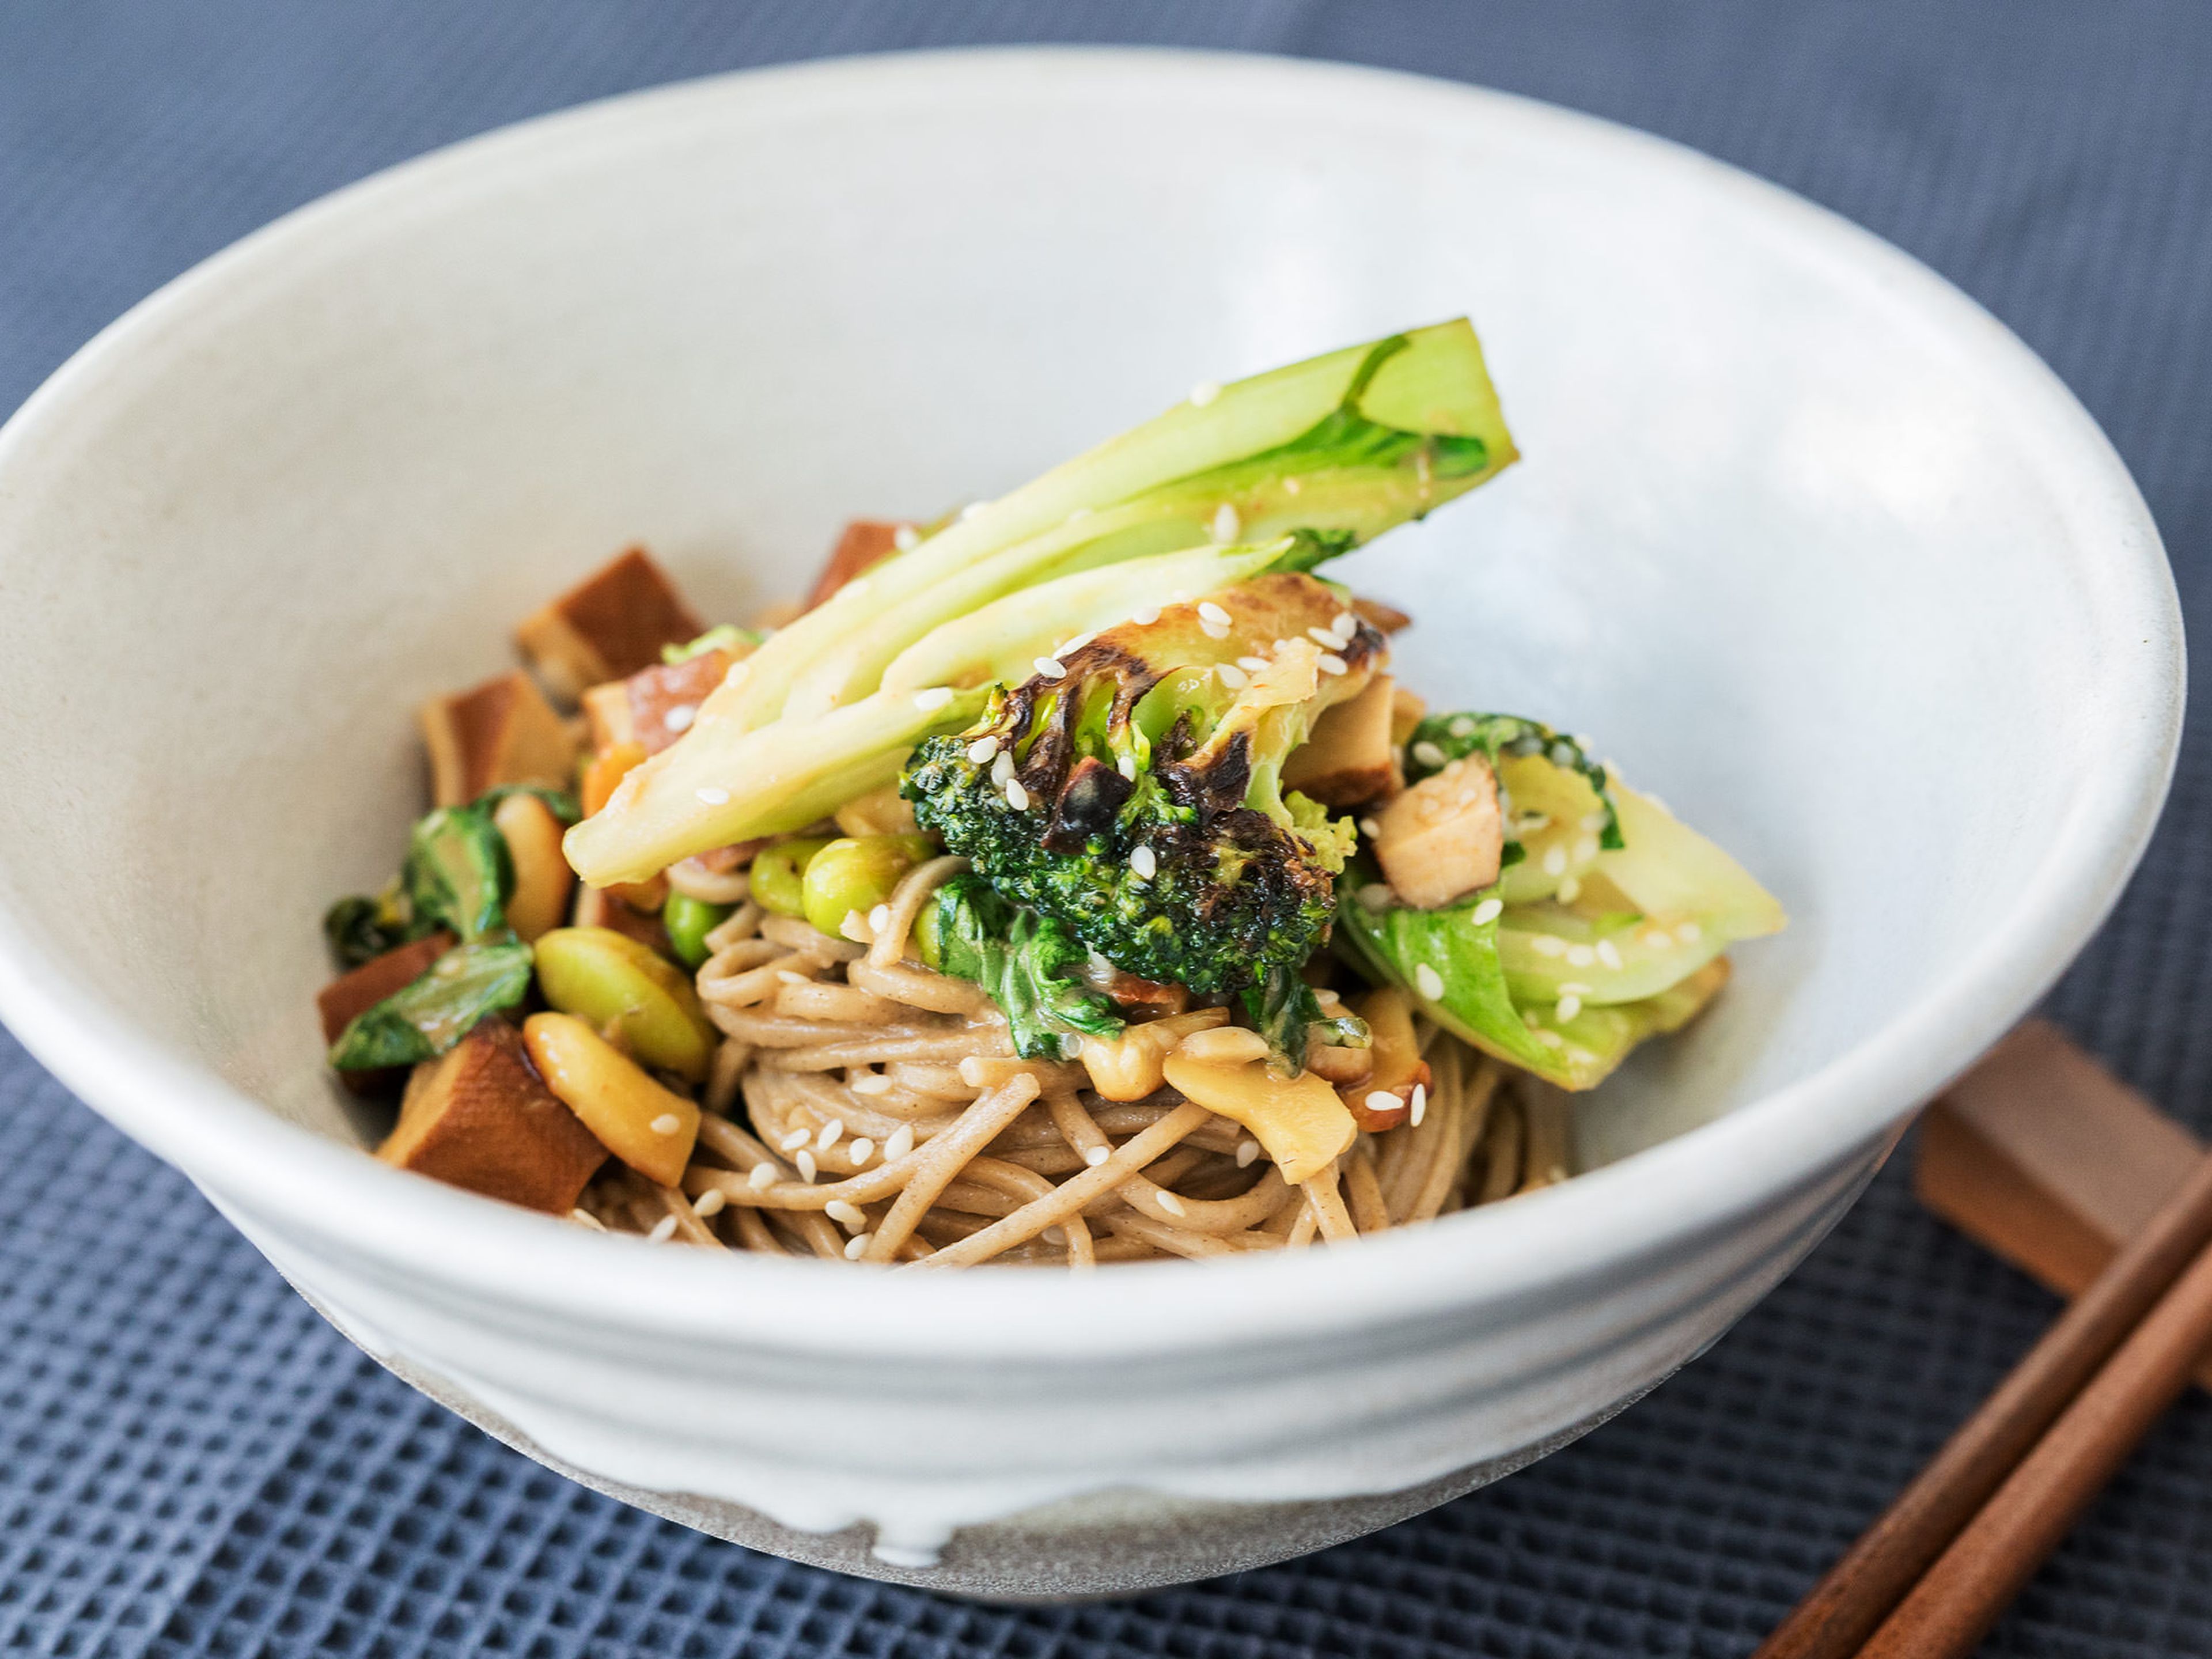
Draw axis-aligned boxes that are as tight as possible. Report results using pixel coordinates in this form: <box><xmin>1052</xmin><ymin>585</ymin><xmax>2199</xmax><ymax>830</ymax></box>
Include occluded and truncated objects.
<box><xmin>0</xmin><ymin>49</ymin><xmax>2179</xmax><ymax>1597</ymax></box>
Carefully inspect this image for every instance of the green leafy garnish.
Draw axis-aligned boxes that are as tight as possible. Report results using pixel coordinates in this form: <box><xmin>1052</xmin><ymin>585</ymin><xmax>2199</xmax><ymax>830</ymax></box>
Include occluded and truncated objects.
<box><xmin>927</xmin><ymin>874</ymin><xmax>1124</xmax><ymax>1061</ymax></box>
<box><xmin>328</xmin><ymin>941</ymin><xmax>536</xmax><ymax>1070</ymax></box>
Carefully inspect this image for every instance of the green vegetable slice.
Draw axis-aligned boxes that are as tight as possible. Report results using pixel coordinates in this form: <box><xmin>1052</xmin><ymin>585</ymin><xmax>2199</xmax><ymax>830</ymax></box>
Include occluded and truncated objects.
<box><xmin>327</xmin><ymin>941</ymin><xmax>534</xmax><ymax>1070</ymax></box>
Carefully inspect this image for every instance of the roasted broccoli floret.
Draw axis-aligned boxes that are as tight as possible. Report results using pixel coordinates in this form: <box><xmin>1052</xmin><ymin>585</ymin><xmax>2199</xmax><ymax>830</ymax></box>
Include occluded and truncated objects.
<box><xmin>902</xmin><ymin>571</ymin><xmax>1381</xmax><ymax>998</ymax></box>
<box><xmin>924</xmin><ymin>873</ymin><xmax>1124</xmax><ymax>1060</ymax></box>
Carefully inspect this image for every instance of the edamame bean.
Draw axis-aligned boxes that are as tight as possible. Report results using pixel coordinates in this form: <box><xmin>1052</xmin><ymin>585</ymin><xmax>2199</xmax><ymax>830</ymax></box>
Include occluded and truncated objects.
<box><xmin>749</xmin><ymin>837</ymin><xmax>834</xmax><ymax>918</ymax></box>
<box><xmin>662</xmin><ymin>892</ymin><xmax>734</xmax><ymax>968</ymax></box>
<box><xmin>801</xmin><ymin>835</ymin><xmax>933</xmax><ymax>938</ymax></box>
<box><xmin>532</xmin><ymin>926</ymin><xmax>715</xmax><ymax>1081</ymax></box>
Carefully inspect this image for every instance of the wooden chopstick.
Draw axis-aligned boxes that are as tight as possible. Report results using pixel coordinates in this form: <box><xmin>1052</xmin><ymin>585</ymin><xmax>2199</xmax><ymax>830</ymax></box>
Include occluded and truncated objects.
<box><xmin>1858</xmin><ymin>1219</ymin><xmax>2212</xmax><ymax>1655</ymax></box>
<box><xmin>1756</xmin><ymin>1143</ymin><xmax>2212</xmax><ymax>1659</ymax></box>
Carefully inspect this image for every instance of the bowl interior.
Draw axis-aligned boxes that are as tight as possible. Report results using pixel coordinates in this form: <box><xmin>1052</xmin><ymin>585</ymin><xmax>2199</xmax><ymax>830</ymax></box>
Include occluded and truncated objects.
<box><xmin>0</xmin><ymin>54</ymin><xmax>2169</xmax><ymax>1228</ymax></box>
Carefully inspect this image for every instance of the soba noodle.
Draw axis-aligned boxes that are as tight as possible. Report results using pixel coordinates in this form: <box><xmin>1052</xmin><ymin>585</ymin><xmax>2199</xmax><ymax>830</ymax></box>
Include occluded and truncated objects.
<box><xmin>572</xmin><ymin>854</ymin><xmax>1556</xmax><ymax>1266</ymax></box>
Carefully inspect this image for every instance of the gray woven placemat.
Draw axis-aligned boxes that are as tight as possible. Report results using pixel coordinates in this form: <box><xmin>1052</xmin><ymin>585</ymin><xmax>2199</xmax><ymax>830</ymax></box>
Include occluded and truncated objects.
<box><xmin>3</xmin><ymin>3</ymin><xmax>2209</xmax><ymax>1654</ymax></box>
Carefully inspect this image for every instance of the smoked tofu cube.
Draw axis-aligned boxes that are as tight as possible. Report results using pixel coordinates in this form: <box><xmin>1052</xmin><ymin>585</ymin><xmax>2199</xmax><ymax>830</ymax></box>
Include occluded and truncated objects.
<box><xmin>419</xmin><ymin>669</ymin><xmax>578</xmax><ymax>808</ymax></box>
<box><xmin>1373</xmin><ymin>754</ymin><xmax>1505</xmax><ymax>909</ymax></box>
<box><xmin>805</xmin><ymin>520</ymin><xmax>908</xmax><ymax>611</ymax></box>
<box><xmin>620</xmin><ymin>649</ymin><xmax>733</xmax><ymax>756</ymax></box>
<box><xmin>378</xmin><ymin>1018</ymin><xmax>607</xmax><ymax>1214</ymax></box>
<box><xmin>317</xmin><ymin>932</ymin><xmax>456</xmax><ymax>1094</ymax></box>
<box><xmin>1283</xmin><ymin>675</ymin><xmax>1399</xmax><ymax>808</ymax></box>
<box><xmin>515</xmin><ymin>547</ymin><xmax>704</xmax><ymax>700</ymax></box>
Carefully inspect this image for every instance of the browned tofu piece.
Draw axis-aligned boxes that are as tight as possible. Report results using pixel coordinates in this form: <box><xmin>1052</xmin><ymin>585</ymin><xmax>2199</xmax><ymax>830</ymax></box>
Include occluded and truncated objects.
<box><xmin>317</xmin><ymin>933</ymin><xmax>457</xmax><ymax>1094</ymax></box>
<box><xmin>378</xmin><ymin>1018</ymin><xmax>605</xmax><ymax>1212</ymax></box>
<box><xmin>622</xmin><ymin>649</ymin><xmax>734</xmax><ymax>756</ymax></box>
<box><xmin>804</xmin><ymin>520</ymin><xmax>907</xmax><ymax>611</ymax></box>
<box><xmin>419</xmin><ymin>670</ymin><xmax>578</xmax><ymax>808</ymax></box>
<box><xmin>1283</xmin><ymin>675</ymin><xmax>1400</xmax><ymax>808</ymax></box>
<box><xmin>1373</xmin><ymin>754</ymin><xmax>1505</xmax><ymax>908</ymax></box>
<box><xmin>516</xmin><ymin>547</ymin><xmax>704</xmax><ymax>700</ymax></box>
<box><xmin>579</xmin><ymin>680</ymin><xmax>637</xmax><ymax>753</ymax></box>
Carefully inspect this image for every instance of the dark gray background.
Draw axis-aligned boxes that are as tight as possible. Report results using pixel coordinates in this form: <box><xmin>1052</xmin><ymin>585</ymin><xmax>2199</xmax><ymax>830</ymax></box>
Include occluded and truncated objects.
<box><xmin>3</xmin><ymin>3</ymin><xmax>2209</xmax><ymax>1654</ymax></box>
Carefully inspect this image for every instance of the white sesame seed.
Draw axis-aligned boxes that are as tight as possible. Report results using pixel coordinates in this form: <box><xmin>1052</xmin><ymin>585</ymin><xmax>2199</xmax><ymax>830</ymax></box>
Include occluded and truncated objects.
<box><xmin>779</xmin><ymin>1128</ymin><xmax>810</xmax><ymax>1152</ymax></box>
<box><xmin>1449</xmin><ymin>716</ymin><xmax>1475</xmax><ymax>738</ymax></box>
<box><xmin>695</xmin><ymin>786</ymin><xmax>730</xmax><ymax>805</ymax></box>
<box><xmin>777</xmin><ymin>969</ymin><xmax>809</xmax><ymax>985</ymax></box>
<box><xmin>1575</xmin><ymin>836</ymin><xmax>1599</xmax><ymax>865</ymax></box>
<box><xmin>1556</xmin><ymin>994</ymin><xmax>1583</xmax><ymax>1022</ymax></box>
<box><xmin>912</xmin><ymin>686</ymin><xmax>955</xmax><ymax>711</ymax></box>
<box><xmin>1359</xmin><ymin>817</ymin><xmax>1382</xmax><ymax>838</ymax></box>
<box><xmin>961</xmin><ymin>500</ymin><xmax>989</xmax><ymax>521</ymax></box>
<box><xmin>1084</xmin><ymin>1145</ymin><xmax>1111</xmax><ymax>1168</ymax></box>
<box><xmin>692</xmin><ymin>1188</ymin><xmax>727</xmax><ymax>1218</ymax></box>
<box><xmin>1559</xmin><ymin>982</ymin><xmax>1593</xmax><ymax>995</ymax></box>
<box><xmin>1542</xmin><ymin>846</ymin><xmax>1569</xmax><ymax>877</ymax></box>
<box><xmin>1317</xmin><ymin>653</ymin><xmax>1347</xmax><ymax>676</ymax></box>
<box><xmin>1677</xmin><ymin>921</ymin><xmax>1703</xmax><ymax>944</ymax></box>
<box><xmin>1365</xmin><ymin>1090</ymin><xmax>1400</xmax><ymax>1115</ymax></box>
<box><xmin>1582</xmin><ymin>810</ymin><xmax>1611</xmax><ymax>831</ymax></box>
<box><xmin>966</xmin><ymin>736</ymin><xmax>999</xmax><ymax>764</ymax></box>
<box><xmin>1131</xmin><ymin>605</ymin><xmax>1161</xmax><ymax>626</ymax></box>
<box><xmin>851</xmin><ymin>1071</ymin><xmax>891</xmax><ymax>1096</ymax></box>
<box><xmin>1411</xmin><ymin>740</ymin><xmax>1447</xmax><ymax>769</ymax></box>
<box><xmin>893</xmin><ymin>524</ymin><xmax>920</xmax><ymax>551</ymax></box>
<box><xmin>1537</xmin><ymin>1029</ymin><xmax>1566</xmax><ymax>1049</ymax></box>
<box><xmin>816</xmin><ymin>1119</ymin><xmax>844</xmax><ymax>1151</ymax></box>
<box><xmin>1200</xmin><ymin>619</ymin><xmax>1231</xmax><ymax>641</ymax></box>
<box><xmin>1210</xmin><ymin>504</ymin><xmax>1240</xmax><ymax>544</ymax></box>
<box><xmin>1410</xmin><ymin>1082</ymin><xmax>1427</xmax><ymax>1127</ymax></box>
<box><xmin>1117</xmin><ymin>754</ymin><xmax>1137</xmax><ymax>779</ymax></box>
<box><xmin>885</xmin><ymin>1124</ymin><xmax>915</xmax><ymax>1161</ymax></box>
<box><xmin>796</xmin><ymin>1150</ymin><xmax>817</xmax><ymax>1183</ymax></box>
<box><xmin>1596</xmin><ymin>939</ymin><xmax>1624</xmax><ymax>972</ymax></box>
<box><xmin>1044</xmin><ymin>1226</ymin><xmax>1067</xmax><ymax>1246</ymax></box>
<box><xmin>1532</xmin><ymin>934</ymin><xmax>1569</xmax><ymax>958</ymax></box>
<box><xmin>647</xmin><ymin>1215</ymin><xmax>679</xmax><ymax>1244</ymax></box>
<box><xmin>1331</xmin><ymin>611</ymin><xmax>1357</xmax><ymax>639</ymax></box>
<box><xmin>1358</xmin><ymin>882</ymin><xmax>1393</xmax><ymax>911</ymax></box>
<box><xmin>663</xmin><ymin>703</ymin><xmax>696</xmax><ymax>733</ymax></box>
<box><xmin>649</xmin><ymin>1113</ymin><xmax>683</xmax><ymax>1136</ymax></box>
<box><xmin>1234</xmin><ymin>1139</ymin><xmax>1260</xmax><ymax>1170</ymax></box>
<box><xmin>1283</xmin><ymin>476</ymin><xmax>1302</xmax><ymax>495</ymax></box>
<box><xmin>1557</xmin><ymin>876</ymin><xmax>1582</xmax><ymax>905</ymax></box>
<box><xmin>1307</xmin><ymin>626</ymin><xmax>1342</xmax><ymax>649</ymax></box>
<box><xmin>868</xmin><ymin>903</ymin><xmax>892</xmax><ymax>933</ymax></box>
<box><xmin>1189</xmin><ymin>380</ymin><xmax>1222</xmax><ymax>407</ymax></box>
<box><xmin>1471</xmin><ymin>898</ymin><xmax>1503</xmax><ymax>926</ymax></box>
<box><xmin>1215</xmin><ymin>664</ymin><xmax>1248</xmax><ymax>690</ymax></box>
<box><xmin>1274</xmin><ymin>638</ymin><xmax>1294</xmax><ymax>653</ymax></box>
<box><xmin>1198</xmin><ymin>600</ymin><xmax>1233</xmax><ymax>626</ymax></box>
<box><xmin>1646</xmin><ymin>929</ymin><xmax>1676</xmax><ymax>950</ymax></box>
<box><xmin>826</xmin><ymin>1199</ymin><xmax>867</xmax><ymax>1230</ymax></box>
<box><xmin>1059</xmin><ymin>632</ymin><xmax>1095</xmax><ymax>656</ymax></box>
<box><xmin>840</xmin><ymin>908</ymin><xmax>872</xmax><ymax>943</ymax></box>
<box><xmin>1237</xmin><ymin>656</ymin><xmax>1270</xmax><ymax>673</ymax></box>
<box><xmin>1005</xmin><ymin>778</ymin><xmax>1031</xmax><ymax>810</ymax></box>
<box><xmin>990</xmin><ymin>750</ymin><xmax>1016</xmax><ymax>786</ymax></box>
<box><xmin>748</xmin><ymin>1162</ymin><xmax>778</xmax><ymax>1191</ymax></box>
<box><xmin>848</xmin><ymin>1138</ymin><xmax>874</xmax><ymax>1165</ymax></box>
<box><xmin>1130</xmin><ymin>844</ymin><xmax>1158</xmax><ymax>880</ymax></box>
<box><xmin>569</xmin><ymin>1207</ymin><xmax>606</xmax><ymax>1230</ymax></box>
<box><xmin>1567</xmin><ymin>944</ymin><xmax>1597</xmax><ymax>968</ymax></box>
<box><xmin>843</xmin><ymin>1233</ymin><xmax>873</xmax><ymax>1260</ymax></box>
<box><xmin>1033</xmin><ymin>656</ymin><xmax>1066</xmax><ymax>679</ymax></box>
<box><xmin>840</xmin><ymin>576</ymin><xmax>873</xmax><ymax>600</ymax></box>
<box><xmin>1518</xmin><ymin>812</ymin><xmax>1552</xmax><ymax>834</ymax></box>
<box><xmin>1414</xmin><ymin>963</ymin><xmax>1446</xmax><ymax>1000</ymax></box>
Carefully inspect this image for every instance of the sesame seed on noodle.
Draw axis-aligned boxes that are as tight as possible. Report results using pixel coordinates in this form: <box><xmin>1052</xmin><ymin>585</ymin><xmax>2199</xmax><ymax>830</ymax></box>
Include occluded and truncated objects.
<box><xmin>1414</xmin><ymin>963</ymin><xmax>1445</xmax><ymax>1000</ymax></box>
<box><xmin>1236</xmin><ymin>1140</ymin><xmax>1260</xmax><ymax>1168</ymax></box>
<box><xmin>826</xmin><ymin>1199</ymin><xmax>866</xmax><ymax>1230</ymax></box>
<box><xmin>844</xmin><ymin>1234</ymin><xmax>871</xmax><ymax>1260</ymax></box>
<box><xmin>649</xmin><ymin>1113</ymin><xmax>683</xmax><ymax>1136</ymax></box>
<box><xmin>569</xmin><ymin>1208</ymin><xmax>606</xmax><ymax>1230</ymax></box>
<box><xmin>1157</xmin><ymin>1192</ymin><xmax>1187</xmax><ymax>1218</ymax></box>
<box><xmin>816</xmin><ymin>1119</ymin><xmax>843</xmax><ymax>1151</ymax></box>
<box><xmin>1471</xmin><ymin>898</ymin><xmax>1503</xmax><ymax>926</ymax></box>
<box><xmin>1084</xmin><ymin>1146</ymin><xmax>1111</xmax><ymax>1168</ymax></box>
<box><xmin>778</xmin><ymin>1128</ymin><xmax>809</xmax><ymax>1152</ymax></box>
<box><xmin>695</xmin><ymin>786</ymin><xmax>730</xmax><ymax>805</ymax></box>
<box><xmin>776</xmin><ymin>969</ymin><xmax>809</xmax><ymax>986</ymax></box>
<box><xmin>912</xmin><ymin>687</ymin><xmax>954</xmax><ymax>711</ymax></box>
<box><xmin>848</xmin><ymin>1138</ymin><xmax>874</xmax><ymax>1165</ymax></box>
<box><xmin>693</xmin><ymin>1188</ymin><xmax>727</xmax><ymax>1218</ymax></box>
<box><xmin>868</xmin><ymin>903</ymin><xmax>892</xmax><ymax>933</ymax></box>
<box><xmin>796</xmin><ymin>1150</ymin><xmax>818</xmax><ymax>1184</ymax></box>
<box><xmin>885</xmin><ymin>1124</ymin><xmax>916</xmax><ymax>1161</ymax></box>
<box><xmin>851</xmin><ymin>1070</ymin><xmax>891</xmax><ymax>1096</ymax></box>
<box><xmin>748</xmin><ymin>1163</ymin><xmax>777</xmax><ymax>1191</ymax></box>
<box><xmin>1005</xmin><ymin>778</ymin><xmax>1031</xmax><ymax>810</ymax></box>
<box><xmin>966</xmin><ymin>735</ymin><xmax>999</xmax><ymax>763</ymax></box>
<box><xmin>646</xmin><ymin>1215</ymin><xmax>679</xmax><ymax>1244</ymax></box>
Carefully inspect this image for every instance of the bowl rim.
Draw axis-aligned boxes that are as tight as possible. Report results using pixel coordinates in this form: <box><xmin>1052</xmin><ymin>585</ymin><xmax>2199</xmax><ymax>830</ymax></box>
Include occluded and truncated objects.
<box><xmin>0</xmin><ymin>45</ymin><xmax>2182</xmax><ymax>1362</ymax></box>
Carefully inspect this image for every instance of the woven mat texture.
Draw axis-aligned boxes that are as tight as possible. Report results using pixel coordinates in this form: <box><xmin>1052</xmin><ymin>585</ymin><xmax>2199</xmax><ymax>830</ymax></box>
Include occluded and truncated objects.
<box><xmin>3</xmin><ymin>3</ymin><xmax>2210</xmax><ymax>1654</ymax></box>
